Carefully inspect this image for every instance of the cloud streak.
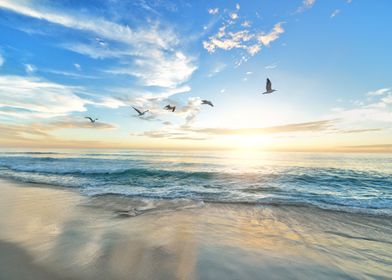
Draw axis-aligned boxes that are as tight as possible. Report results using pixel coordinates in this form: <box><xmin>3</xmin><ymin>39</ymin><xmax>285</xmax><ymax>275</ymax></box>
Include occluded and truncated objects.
<box><xmin>0</xmin><ymin>75</ymin><xmax>86</xmax><ymax>118</ymax></box>
<box><xmin>0</xmin><ymin>0</ymin><xmax>197</xmax><ymax>90</ymax></box>
<box><xmin>189</xmin><ymin>120</ymin><xmax>334</xmax><ymax>135</ymax></box>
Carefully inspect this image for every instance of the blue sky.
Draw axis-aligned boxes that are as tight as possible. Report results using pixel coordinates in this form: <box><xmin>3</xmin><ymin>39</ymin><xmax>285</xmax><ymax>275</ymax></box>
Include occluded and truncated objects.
<box><xmin>0</xmin><ymin>0</ymin><xmax>391</xmax><ymax>152</ymax></box>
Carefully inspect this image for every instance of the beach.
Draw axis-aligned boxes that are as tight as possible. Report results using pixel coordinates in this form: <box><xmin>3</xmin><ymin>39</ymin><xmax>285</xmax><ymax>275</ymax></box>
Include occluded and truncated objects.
<box><xmin>1</xmin><ymin>178</ymin><xmax>391</xmax><ymax>280</ymax></box>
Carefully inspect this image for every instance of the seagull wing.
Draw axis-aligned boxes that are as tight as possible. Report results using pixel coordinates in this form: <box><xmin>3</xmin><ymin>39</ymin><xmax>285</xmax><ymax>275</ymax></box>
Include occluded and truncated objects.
<box><xmin>172</xmin><ymin>106</ymin><xmax>176</xmax><ymax>112</ymax></box>
<box><xmin>164</xmin><ymin>105</ymin><xmax>170</xmax><ymax>110</ymax></box>
<box><xmin>266</xmin><ymin>78</ymin><xmax>272</xmax><ymax>91</ymax></box>
<box><xmin>85</xmin><ymin>117</ymin><xmax>93</xmax><ymax>122</ymax></box>
<box><xmin>132</xmin><ymin>106</ymin><xmax>142</xmax><ymax>115</ymax></box>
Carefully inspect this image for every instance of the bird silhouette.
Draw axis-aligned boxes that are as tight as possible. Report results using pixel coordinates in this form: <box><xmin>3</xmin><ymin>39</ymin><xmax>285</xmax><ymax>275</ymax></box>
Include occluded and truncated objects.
<box><xmin>201</xmin><ymin>100</ymin><xmax>214</xmax><ymax>107</ymax></box>
<box><xmin>132</xmin><ymin>106</ymin><xmax>149</xmax><ymax>116</ymax></box>
<box><xmin>262</xmin><ymin>78</ymin><xmax>277</xmax><ymax>94</ymax></box>
<box><xmin>164</xmin><ymin>105</ymin><xmax>176</xmax><ymax>112</ymax></box>
<box><xmin>85</xmin><ymin>117</ymin><xmax>98</xmax><ymax>123</ymax></box>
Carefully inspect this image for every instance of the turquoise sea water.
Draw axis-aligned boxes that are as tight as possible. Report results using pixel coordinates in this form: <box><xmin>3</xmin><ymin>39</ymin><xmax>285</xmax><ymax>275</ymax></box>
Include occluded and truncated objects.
<box><xmin>0</xmin><ymin>150</ymin><xmax>391</xmax><ymax>215</ymax></box>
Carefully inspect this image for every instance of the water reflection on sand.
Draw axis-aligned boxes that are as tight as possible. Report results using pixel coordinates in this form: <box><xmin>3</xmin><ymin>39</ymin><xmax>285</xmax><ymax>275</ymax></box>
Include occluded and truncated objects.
<box><xmin>0</xmin><ymin>179</ymin><xmax>391</xmax><ymax>280</ymax></box>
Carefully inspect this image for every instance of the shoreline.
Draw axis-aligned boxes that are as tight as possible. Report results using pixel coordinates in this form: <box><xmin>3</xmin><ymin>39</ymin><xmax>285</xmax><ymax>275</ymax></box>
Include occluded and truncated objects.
<box><xmin>1</xmin><ymin>178</ymin><xmax>391</xmax><ymax>279</ymax></box>
<box><xmin>2</xmin><ymin>176</ymin><xmax>391</xmax><ymax>218</ymax></box>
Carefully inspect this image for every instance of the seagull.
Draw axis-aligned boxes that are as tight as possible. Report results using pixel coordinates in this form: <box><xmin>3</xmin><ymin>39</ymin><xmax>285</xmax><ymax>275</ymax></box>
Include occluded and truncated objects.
<box><xmin>201</xmin><ymin>100</ymin><xmax>214</xmax><ymax>107</ymax></box>
<box><xmin>132</xmin><ymin>106</ymin><xmax>149</xmax><ymax>116</ymax></box>
<box><xmin>262</xmin><ymin>78</ymin><xmax>277</xmax><ymax>94</ymax></box>
<box><xmin>85</xmin><ymin>117</ymin><xmax>98</xmax><ymax>123</ymax></box>
<box><xmin>164</xmin><ymin>105</ymin><xmax>176</xmax><ymax>112</ymax></box>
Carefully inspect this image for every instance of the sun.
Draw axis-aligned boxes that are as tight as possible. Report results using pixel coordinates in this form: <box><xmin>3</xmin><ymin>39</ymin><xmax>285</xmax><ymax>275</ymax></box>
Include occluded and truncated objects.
<box><xmin>229</xmin><ymin>134</ymin><xmax>271</xmax><ymax>151</ymax></box>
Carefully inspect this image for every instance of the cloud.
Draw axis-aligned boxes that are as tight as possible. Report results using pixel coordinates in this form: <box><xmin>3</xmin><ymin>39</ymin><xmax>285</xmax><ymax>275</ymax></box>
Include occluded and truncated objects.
<box><xmin>241</xmin><ymin>21</ymin><xmax>251</xmax><ymax>28</ymax></box>
<box><xmin>0</xmin><ymin>121</ymin><xmax>114</xmax><ymax>148</ymax></box>
<box><xmin>339</xmin><ymin>128</ymin><xmax>382</xmax><ymax>134</ymax></box>
<box><xmin>367</xmin><ymin>88</ymin><xmax>391</xmax><ymax>96</ymax></box>
<box><xmin>41</xmin><ymin>69</ymin><xmax>96</xmax><ymax>79</ymax></box>
<box><xmin>0</xmin><ymin>1</ymin><xmax>172</xmax><ymax>49</ymax></box>
<box><xmin>74</xmin><ymin>63</ymin><xmax>81</xmax><ymax>71</ymax></box>
<box><xmin>340</xmin><ymin>144</ymin><xmax>392</xmax><ymax>153</ymax></box>
<box><xmin>203</xmin><ymin>21</ymin><xmax>284</xmax><ymax>56</ymax></box>
<box><xmin>24</xmin><ymin>63</ymin><xmax>36</xmax><ymax>74</ymax></box>
<box><xmin>297</xmin><ymin>0</ymin><xmax>316</xmax><ymax>13</ymax></box>
<box><xmin>137</xmin><ymin>128</ymin><xmax>207</xmax><ymax>141</ymax></box>
<box><xmin>208</xmin><ymin>63</ymin><xmax>227</xmax><ymax>77</ymax></box>
<box><xmin>137</xmin><ymin>119</ymin><xmax>336</xmax><ymax>142</ymax></box>
<box><xmin>110</xmin><ymin>52</ymin><xmax>196</xmax><ymax>88</ymax></box>
<box><xmin>265</xmin><ymin>63</ymin><xmax>278</xmax><ymax>69</ymax></box>
<box><xmin>0</xmin><ymin>75</ymin><xmax>86</xmax><ymax>118</ymax></box>
<box><xmin>189</xmin><ymin>120</ymin><xmax>334</xmax><ymax>135</ymax></box>
<box><xmin>256</xmin><ymin>22</ymin><xmax>285</xmax><ymax>46</ymax></box>
<box><xmin>208</xmin><ymin>8</ymin><xmax>219</xmax><ymax>15</ymax></box>
<box><xmin>330</xmin><ymin>9</ymin><xmax>340</xmax><ymax>18</ymax></box>
<box><xmin>0</xmin><ymin>75</ymin><xmax>124</xmax><ymax>119</ymax></box>
<box><xmin>325</xmin><ymin>88</ymin><xmax>392</xmax><ymax>134</ymax></box>
<box><xmin>0</xmin><ymin>117</ymin><xmax>116</xmax><ymax>136</ymax></box>
<box><xmin>0</xmin><ymin>0</ymin><xmax>196</xmax><ymax>90</ymax></box>
<box><xmin>45</xmin><ymin>118</ymin><xmax>117</xmax><ymax>130</ymax></box>
<box><xmin>178</xmin><ymin>97</ymin><xmax>203</xmax><ymax>125</ymax></box>
<box><xmin>230</xmin><ymin>13</ymin><xmax>238</xmax><ymax>20</ymax></box>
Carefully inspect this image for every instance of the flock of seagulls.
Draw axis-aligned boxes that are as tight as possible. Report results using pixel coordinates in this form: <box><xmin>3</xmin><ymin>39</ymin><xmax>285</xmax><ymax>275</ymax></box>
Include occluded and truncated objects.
<box><xmin>85</xmin><ymin>78</ymin><xmax>277</xmax><ymax>122</ymax></box>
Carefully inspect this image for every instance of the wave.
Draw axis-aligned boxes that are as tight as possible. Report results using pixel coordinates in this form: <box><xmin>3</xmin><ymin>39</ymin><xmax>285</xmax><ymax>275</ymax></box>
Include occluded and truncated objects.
<box><xmin>0</xmin><ymin>152</ymin><xmax>391</xmax><ymax>216</ymax></box>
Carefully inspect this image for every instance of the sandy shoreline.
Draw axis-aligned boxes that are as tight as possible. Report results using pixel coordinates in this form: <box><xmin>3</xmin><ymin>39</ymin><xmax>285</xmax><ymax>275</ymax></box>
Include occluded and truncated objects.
<box><xmin>0</xmin><ymin>178</ymin><xmax>391</xmax><ymax>279</ymax></box>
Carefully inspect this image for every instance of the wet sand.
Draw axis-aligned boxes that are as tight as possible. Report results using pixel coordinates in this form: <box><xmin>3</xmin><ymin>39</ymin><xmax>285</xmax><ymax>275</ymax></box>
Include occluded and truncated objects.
<box><xmin>0</xmin><ymin>178</ymin><xmax>391</xmax><ymax>280</ymax></box>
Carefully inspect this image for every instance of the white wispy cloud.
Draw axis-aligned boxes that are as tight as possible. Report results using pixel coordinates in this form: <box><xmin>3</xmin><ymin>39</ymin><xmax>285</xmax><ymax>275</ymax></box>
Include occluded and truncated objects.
<box><xmin>327</xmin><ymin>88</ymin><xmax>392</xmax><ymax>131</ymax></box>
<box><xmin>0</xmin><ymin>1</ymin><xmax>172</xmax><ymax>49</ymax></box>
<box><xmin>241</xmin><ymin>21</ymin><xmax>251</xmax><ymax>28</ymax></box>
<box><xmin>24</xmin><ymin>63</ymin><xmax>36</xmax><ymax>74</ymax></box>
<box><xmin>208</xmin><ymin>8</ymin><xmax>219</xmax><ymax>15</ymax></box>
<box><xmin>110</xmin><ymin>51</ymin><xmax>196</xmax><ymax>88</ymax></box>
<box><xmin>0</xmin><ymin>75</ymin><xmax>125</xmax><ymax>119</ymax></box>
<box><xmin>265</xmin><ymin>62</ymin><xmax>278</xmax><ymax>69</ymax></box>
<box><xmin>0</xmin><ymin>75</ymin><xmax>86</xmax><ymax>118</ymax></box>
<box><xmin>208</xmin><ymin>63</ymin><xmax>227</xmax><ymax>77</ymax></box>
<box><xmin>74</xmin><ymin>63</ymin><xmax>81</xmax><ymax>71</ymax></box>
<box><xmin>330</xmin><ymin>9</ymin><xmax>340</xmax><ymax>18</ymax></box>
<box><xmin>296</xmin><ymin>0</ymin><xmax>316</xmax><ymax>13</ymax></box>
<box><xmin>367</xmin><ymin>88</ymin><xmax>391</xmax><ymax>96</ymax></box>
<box><xmin>0</xmin><ymin>0</ymin><xmax>196</xmax><ymax>91</ymax></box>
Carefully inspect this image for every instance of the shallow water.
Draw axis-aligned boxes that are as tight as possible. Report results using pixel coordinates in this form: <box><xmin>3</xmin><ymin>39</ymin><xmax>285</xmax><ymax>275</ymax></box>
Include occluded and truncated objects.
<box><xmin>0</xmin><ymin>150</ymin><xmax>391</xmax><ymax>215</ymax></box>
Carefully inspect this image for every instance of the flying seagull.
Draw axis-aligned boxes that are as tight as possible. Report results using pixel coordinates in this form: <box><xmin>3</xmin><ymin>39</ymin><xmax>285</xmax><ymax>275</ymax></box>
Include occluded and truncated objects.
<box><xmin>85</xmin><ymin>117</ymin><xmax>98</xmax><ymax>123</ymax></box>
<box><xmin>132</xmin><ymin>106</ymin><xmax>149</xmax><ymax>116</ymax></box>
<box><xmin>201</xmin><ymin>100</ymin><xmax>214</xmax><ymax>107</ymax></box>
<box><xmin>262</xmin><ymin>78</ymin><xmax>277</xmax><ymax>94</ymax></box>
<box><xmin>164</xmin><ymin>105</ymin><xmax>176</xmax><ymax>112</ymax></box>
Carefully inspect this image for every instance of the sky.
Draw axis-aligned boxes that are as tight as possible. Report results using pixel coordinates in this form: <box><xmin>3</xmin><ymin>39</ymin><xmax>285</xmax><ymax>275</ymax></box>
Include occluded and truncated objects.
<box><xmin>0</xmin><ymin>0</ymin><xmax>391</xmax><ymax>152</ymax></box>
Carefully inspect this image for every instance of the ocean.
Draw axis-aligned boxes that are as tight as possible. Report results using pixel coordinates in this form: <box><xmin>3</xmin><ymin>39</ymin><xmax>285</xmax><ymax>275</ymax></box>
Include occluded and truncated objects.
<box><xmin>0</xmin><ymin>150</ymin><xmax>391</xmax><ymax>216</ymax></box>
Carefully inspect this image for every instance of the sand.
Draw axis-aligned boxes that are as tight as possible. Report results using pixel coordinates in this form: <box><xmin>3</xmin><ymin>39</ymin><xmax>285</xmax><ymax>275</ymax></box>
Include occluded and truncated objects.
<box><xmin>0</xmin><ymin>178</ymin><xmax>391</xmax><ymax>280</ymax></box>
